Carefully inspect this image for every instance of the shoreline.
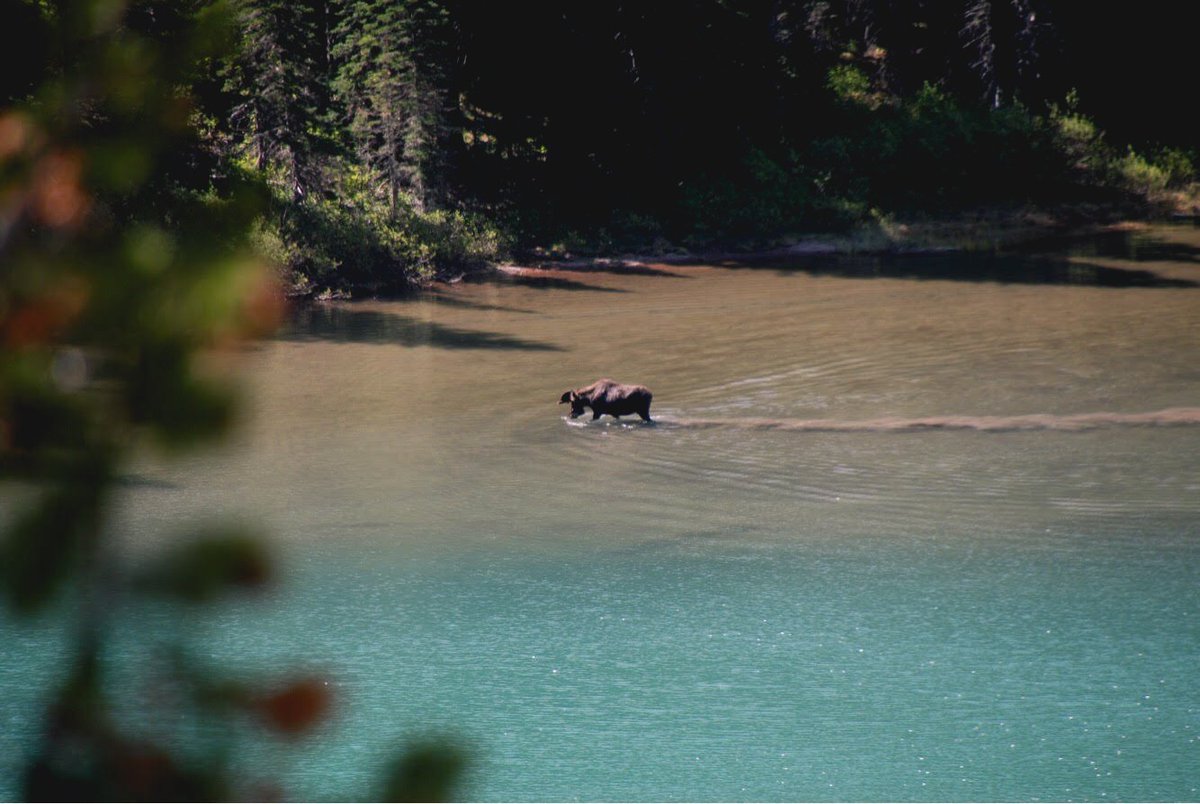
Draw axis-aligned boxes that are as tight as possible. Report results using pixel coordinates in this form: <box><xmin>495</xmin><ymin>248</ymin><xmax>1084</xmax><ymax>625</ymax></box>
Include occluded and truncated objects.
<box><xmin>297</xmin><ymin>209</ymin><xmax>1193</xmax><ymax>299</ymax></box>
<box><xmin>481</xmin><ymin>216</ymin><xmax>1164</xmax><ymax>282</ymax></box>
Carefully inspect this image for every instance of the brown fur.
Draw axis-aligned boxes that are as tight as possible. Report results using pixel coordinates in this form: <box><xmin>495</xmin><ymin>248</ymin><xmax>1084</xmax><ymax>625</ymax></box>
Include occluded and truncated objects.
<box><xmin>558</xmin><ymin>378</ymin><xmax>653</xmax><ymax>422</ymax></box>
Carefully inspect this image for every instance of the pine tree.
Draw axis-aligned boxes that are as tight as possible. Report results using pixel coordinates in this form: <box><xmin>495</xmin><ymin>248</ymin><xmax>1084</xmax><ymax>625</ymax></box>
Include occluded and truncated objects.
<box><xmin>331</xmin><ymin>0</ymin><xmax>454</xmax><ymax>212</ymax></box>
<box><xmin>225</xmin><ymin>0</ymin><xmax>325</xmax><ymax>198</ymax></box>
<box><xmin>962</xmin><ymin>0</ymin><xmax>1047</xmax><ymax>108</ymax></box>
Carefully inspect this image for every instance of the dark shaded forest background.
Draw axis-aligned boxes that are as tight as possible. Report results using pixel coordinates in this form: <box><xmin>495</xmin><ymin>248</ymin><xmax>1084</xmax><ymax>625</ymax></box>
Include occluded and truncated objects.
<box><xmin>6</xmin><ymin>0</ymin><xmax>1196</xmax><ymax>295</ymax></box>
<box><xmin>0</xmin><ymin>0</ymin><xmax>1197</xmax><ymax>799</ymax></box>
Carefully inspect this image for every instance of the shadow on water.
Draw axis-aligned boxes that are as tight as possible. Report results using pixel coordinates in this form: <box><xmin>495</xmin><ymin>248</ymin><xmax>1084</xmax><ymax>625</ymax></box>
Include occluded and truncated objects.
<box><xmin>688</xmin><ymin>231</ymin><xmax>1200</xmax><ymax>288</ymax></box>
<box><xmin>279</xmin><ymin>306</ymin><xmax>564</xmax><ymax>350</ymax></box>
<box><xmin>488</xmin><ymin>274</ymin><xmax>629</xmax><ymax>292</ymax></box>
<box><xmin>706</xmin><ymin>252</ymin><xmax>1198</xmax><ymax>288</ymax></box>
<box><xmin>116</xmin><ymin>474</ymin><xmax>181</xmax><ymax>490</ymax></box>
<box><xmin>418</xmin><ymin>290</ymin><xmax>537</xmax><ymax>315</ymax></box>
<box><xmin>1045</xmin><ymin>228</ymin><xmax>1200</xmax><ymax>265</ymax></box>
<box><xmin>537</xmin><ymin>262</ymin><xmax>689</xmax><ymax>278</ymax></box>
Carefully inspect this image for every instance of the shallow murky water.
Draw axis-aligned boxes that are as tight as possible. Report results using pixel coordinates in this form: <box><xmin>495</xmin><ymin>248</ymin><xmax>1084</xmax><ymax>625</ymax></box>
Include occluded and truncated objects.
<box><xmin>4</xmin><ymin>225</ymin><xmax>1200</xmax><ymax>800</ymax></box>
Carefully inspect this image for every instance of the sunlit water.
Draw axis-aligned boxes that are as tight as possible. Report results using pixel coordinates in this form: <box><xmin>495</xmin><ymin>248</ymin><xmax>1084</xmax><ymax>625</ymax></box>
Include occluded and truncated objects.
<box><xmin>4</xmin><ymin>226</ymin><xmax>1200</xmax><ymax>800</ymax></box>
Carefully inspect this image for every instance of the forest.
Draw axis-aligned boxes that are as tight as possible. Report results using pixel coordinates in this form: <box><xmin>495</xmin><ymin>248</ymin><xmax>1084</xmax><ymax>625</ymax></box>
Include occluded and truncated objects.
<box><xmin>5</xmin><ymin>0</ymin><xmax>1197</xmax><ymax>296</ymax></box>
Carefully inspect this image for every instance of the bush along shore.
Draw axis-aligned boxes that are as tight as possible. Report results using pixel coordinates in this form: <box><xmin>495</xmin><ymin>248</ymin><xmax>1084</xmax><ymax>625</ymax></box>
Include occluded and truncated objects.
<box><xmin>277</xmin><ymin>194</ymin><xmax>1199</xmax><ymax>300</ymax></box>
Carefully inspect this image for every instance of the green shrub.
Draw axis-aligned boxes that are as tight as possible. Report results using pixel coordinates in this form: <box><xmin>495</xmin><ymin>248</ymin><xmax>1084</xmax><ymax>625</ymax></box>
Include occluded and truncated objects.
<box><xmin>400</xmin><ymin>207</ymin><xmax>508</xmax><ymax>277</ymax></box>
<box><xmin>1050</xmin><ymin>106</ymin><xmax>1107</xmax><ymax>177</ymax></box>
<box><xmin>827</xmin><ymin>64</ymin><xmax>878</xmax><ymax>108</ymax></box>
<box><xmin>1115</xmin><ymin>147</ymin><xmax>1171</xmax><ymax>196</ymax></box>
<box><xmin>608</xmin><ymin>211</ymin><xmax>666</xmax><ymax>251</ymax></box>
<box><xmin>806</xmin><ymin>85</ymin><xmax>1067</xmax><ymax>213</ymax></box>
<box><xmin>1044</xmin><ymin>93</ymin><xmax>1193</xmax><ymax>202</ymax></box>
<box><xmin>1149</xmin><ymin>147</ymin><xmax>1196</xmax><ymax>188</ymax></box>
<box><xmin>679</xmin><ymin>147</ymin><xmax>816</xmax><ymax>243</ymax></box>
<box><xmin>249</xmin><ymin>160</ymin><xmax>507</xmax><ymax>294</ymax></box>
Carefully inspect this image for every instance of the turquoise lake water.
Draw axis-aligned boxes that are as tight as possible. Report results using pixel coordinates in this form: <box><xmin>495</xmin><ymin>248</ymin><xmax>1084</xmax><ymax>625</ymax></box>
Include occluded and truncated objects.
<box><xmin>3</xmin><ymin>226</ymin><xmax>1200</xmax><ymax>800</ymax></box>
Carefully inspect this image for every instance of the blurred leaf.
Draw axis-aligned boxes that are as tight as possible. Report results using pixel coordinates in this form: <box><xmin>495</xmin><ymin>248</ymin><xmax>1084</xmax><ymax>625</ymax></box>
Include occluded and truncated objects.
<box><xmin>0</xmin><ymin>452</ymin><xmax>110</xmax><ymax>613</ymax></box>
<box><xmin>18</xmin><ymin>636</ymin><xmax>227</xmax><ymax>802</ymax></box>
<box><xmin>135</xmin><ymin>525</ymin><xmax>271</xmax><ymax>603</ymax></box>
<box><xmin>1</xmin><ymin>375</ymin><xmax>89</xmax><ymax>475</ymax></box>
<box><xmin>90</xmin><ymin>139</ymin><xmax>154</xmax><ymax>192</ymax></box>
<box><xmin>2</xmin><ymin>276</ymin><xmax>91</xmax><ymax>348</ymax></box>
<box><xmin>125</xmin><ymin>341</ymin><xmax>237</xmax><ymax>447</ymax></box>
<box><xmin>2</xmin><ymin>0</ymin><xmax>300</xmax><ymax>799</ymax></box>
<box><xmin>254</xmin><ymin>676</ymin><xmax>334</xmax><ymax>738</ymax></box>
<box><xmin>381</xmin><ymin>739</ymin><xmax>469</xmax><ymax>803</ymax></box>
<box><xmin>25</xmin><ymin>723</ymin><xmax>229</xmax><ymax>802</ymax></box>
<box><xmin>21</xmin><ymin>642</ymin><xmax>109</xmax><ymax>801</ymax></box>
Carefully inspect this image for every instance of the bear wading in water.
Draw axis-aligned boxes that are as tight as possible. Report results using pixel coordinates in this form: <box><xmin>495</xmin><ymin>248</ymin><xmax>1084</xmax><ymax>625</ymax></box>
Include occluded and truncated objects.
<box><xmin>559</xmin><ymin>379</ymin><xmax>653</xmax><ymax>422</ymax></box>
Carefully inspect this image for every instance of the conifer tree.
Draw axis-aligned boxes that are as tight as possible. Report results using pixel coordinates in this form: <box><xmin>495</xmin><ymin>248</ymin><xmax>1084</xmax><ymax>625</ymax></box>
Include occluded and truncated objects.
<box><xmin>331</xmin><ymin>0</ymin><xmax>454</xmax><ymax>212</ymax></box>
<box><xmin>225</xmin><ymin>0</ymin><xmax>326</xmax><ymax>198</ymax></box>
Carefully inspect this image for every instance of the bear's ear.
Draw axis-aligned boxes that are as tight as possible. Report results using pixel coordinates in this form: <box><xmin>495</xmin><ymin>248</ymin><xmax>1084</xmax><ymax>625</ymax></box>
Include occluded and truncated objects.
<box><xmin>559</xmin><ymin>390</ymin><xmax>572</xmax><ymax>404</ymax></box>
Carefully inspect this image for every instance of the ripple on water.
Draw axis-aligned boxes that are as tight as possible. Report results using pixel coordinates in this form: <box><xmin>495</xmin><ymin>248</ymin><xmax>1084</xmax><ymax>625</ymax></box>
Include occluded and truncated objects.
<box><xmin>552</xmin><ymin>402</ymin><xmax>1200</xmax><ymax>541</ymax></box>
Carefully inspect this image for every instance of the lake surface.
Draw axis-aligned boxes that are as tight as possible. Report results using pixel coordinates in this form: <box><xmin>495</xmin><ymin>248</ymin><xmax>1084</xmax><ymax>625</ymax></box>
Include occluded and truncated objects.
<box><xmin>4</xmin><ymin>225</ymin><xmax>1200</xmax><ymax>800</ymax></box>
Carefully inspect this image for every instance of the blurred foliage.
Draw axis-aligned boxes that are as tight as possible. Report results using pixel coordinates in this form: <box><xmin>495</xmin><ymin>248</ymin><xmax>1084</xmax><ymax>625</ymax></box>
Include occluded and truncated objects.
<box><xmin>1</xmin><ymin>0</ymin><xmax>465</xmax><ymax>799</ymax></box>
<box><xmin>380</xmin><ymin>738</ymin><xmax>469</xmax><ymax>803</ymax></box>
